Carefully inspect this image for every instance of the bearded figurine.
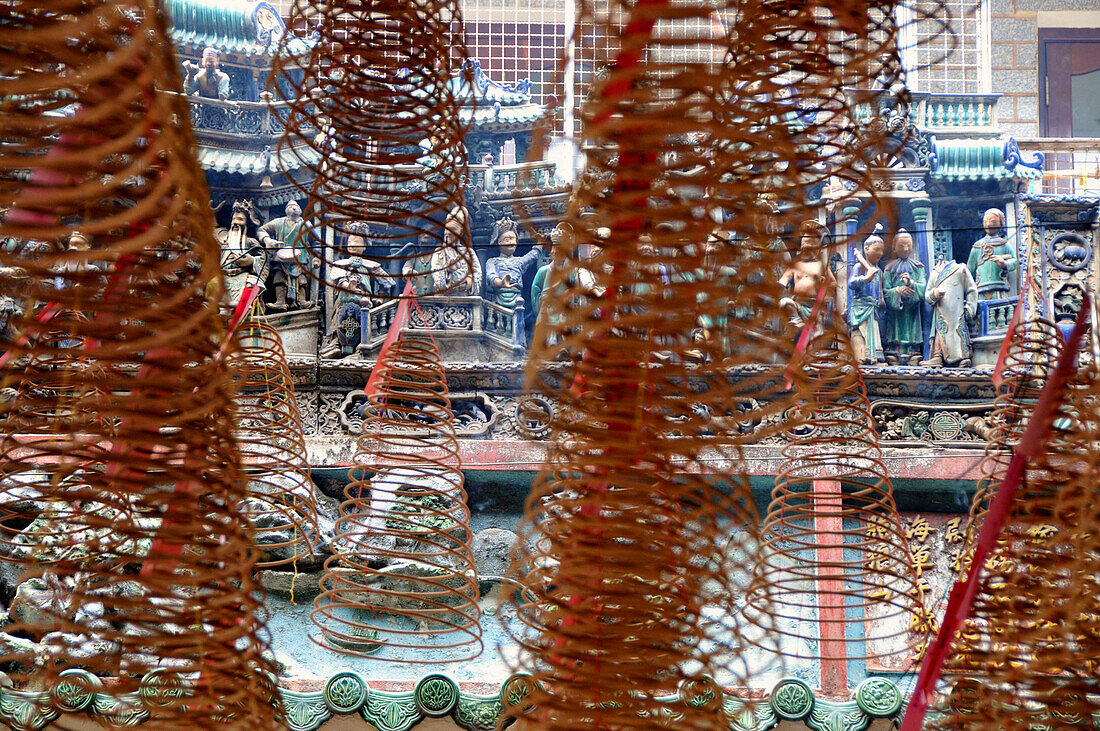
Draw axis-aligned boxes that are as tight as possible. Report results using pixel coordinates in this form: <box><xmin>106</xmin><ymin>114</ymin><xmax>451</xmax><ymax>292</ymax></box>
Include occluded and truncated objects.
<box><xmin>429</xmin><ymin>205</ymin><xmax>481</xmax><ymax>296</ymax></box>
<box><xmin>214</xmin><ymin>200</ymin><xmax>266</xmax><ymax>310</ymax></box>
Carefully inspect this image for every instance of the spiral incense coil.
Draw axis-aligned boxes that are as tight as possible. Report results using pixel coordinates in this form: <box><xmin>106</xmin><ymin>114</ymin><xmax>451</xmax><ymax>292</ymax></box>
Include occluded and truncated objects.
<box><xmin>0</xmin><ymin>0</ymin><xmax>280</xmax><ymax>725</ymax></box>
<box><xmin>930</xmin><ymin>362</ymin><xmax>1100</xmax><ymax>730</ymax></box>
<box><xmin>956</xmin><ymin>316</ymin><xmax>1064</xmax><ymax>566</ymax></box>
<box><xmin>229</xmin><ymin>318</ymin><xmax>320</xmax><ymax>568</ymax></box>
<box><xmin>273</xmin><ymin>0</ymin><xmax>476</xmax><ymax>298</ymax></box>
<box><xmin>742</xmin><ymin>314</ymin><xmax>927</xmax><ymax>662</ymax></box>
<box><xmin>503</xmin><ymin>0</ymin><xmax>940</xmax><ymax>723</ymax></box>
<box><xmin>312</xmin><ymin>334</ymin><xmax>481</xmax><ymax>661</ymax></box>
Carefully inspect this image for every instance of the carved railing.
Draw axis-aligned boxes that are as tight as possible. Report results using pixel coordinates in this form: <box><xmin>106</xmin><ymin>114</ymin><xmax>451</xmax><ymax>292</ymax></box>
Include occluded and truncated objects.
<box><xmin>315</xmin><ymin>160</ymin><xmax>555</xmax><ymax>196</ymax></box>
<box><xmin>483</xmin><ymin>298</ymin><xmax>527</xmax><ymax>351</ymax></box>
<box><xmin>1015</xmin><ymin>138</ymin><xmax>1100</xmax><ymax>197</ymax></box>
<box><xmin>976</xmin><ymin>296</ymin><xmax>1016</xmax><ymax>339</ymax></box>
<box><xmin>466</xmin><ymin>164</ymin><xmax>490</xmax><ymax>190</ymax></box>
<box><xmin>360</xmin><ymin>296</ymin><xmax>526</xmax><ymax>355</ymax></box>
<box><xmin>187</xmin><ymin>95</ymin><xmax>315</xmax><ymax>144</ymax></box>
<box><xmin>914</xmin><ymin>93</ymin><xmax>1000</xmax><ymax>137</ymax></box>
<box><xmin>487</xmin><ymin>161</ymin><xmax>557</xmax><ymax>193</ymax></box>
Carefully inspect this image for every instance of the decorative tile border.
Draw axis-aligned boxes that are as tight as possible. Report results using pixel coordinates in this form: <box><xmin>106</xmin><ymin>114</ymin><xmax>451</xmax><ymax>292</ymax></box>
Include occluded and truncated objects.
<box><xmin>0</xmin><ymin>670</ymin><xmax>904</xmax><ymax>731</ymax></box>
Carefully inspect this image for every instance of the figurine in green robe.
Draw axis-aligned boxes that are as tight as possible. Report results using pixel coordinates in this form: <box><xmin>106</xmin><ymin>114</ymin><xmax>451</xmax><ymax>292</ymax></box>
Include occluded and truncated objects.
<box><xmin>966</xmin><ymin>208</ymin><xmax>1017</xmax><ymax>301</ymax></box>
<box><xmin>883</xmin><ymin>229</ymin><xmax>926</xmax><ymax>365</ymax></box>
<box><xmin>531</xmin><ymin>222</ymin><xmax>573</xmax><ymax>314</ymax></box>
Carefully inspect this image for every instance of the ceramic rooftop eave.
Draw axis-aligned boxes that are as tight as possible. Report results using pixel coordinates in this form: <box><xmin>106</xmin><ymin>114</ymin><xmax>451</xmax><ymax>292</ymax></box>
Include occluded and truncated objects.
<box><xmin>166</xmin><ymin>0</ymin><xmax>314</xmax><ymax>59</ymax></box>
<box><xmin>195</xmin><ymin>143</ymin><xmax>321</xmax><ymax>176</ymax></box>
<box><xmin>929</xmin><ymin>136</ymin><xmax>1044</xmax><ymax>182</ymax></box>
<box><xmin>0</xmin><ymin>670</ymin><xmax>910</xmax><ymax>731</ymax></box>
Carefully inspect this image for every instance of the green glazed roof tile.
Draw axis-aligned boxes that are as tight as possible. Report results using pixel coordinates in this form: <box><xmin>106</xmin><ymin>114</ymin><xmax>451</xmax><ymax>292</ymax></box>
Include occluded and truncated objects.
<box><xmin>932</xmin><ymin>137</ymin><xmax>1042</xmax><ymax>181</ymax></box>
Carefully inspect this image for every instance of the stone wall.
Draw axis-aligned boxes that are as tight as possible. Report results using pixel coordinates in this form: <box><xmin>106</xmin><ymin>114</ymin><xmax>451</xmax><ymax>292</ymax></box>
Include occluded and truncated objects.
<box><xmin>990</xmin><ymin>0</ymin><xmax>1100</xmax><ymax>136</ymax></box>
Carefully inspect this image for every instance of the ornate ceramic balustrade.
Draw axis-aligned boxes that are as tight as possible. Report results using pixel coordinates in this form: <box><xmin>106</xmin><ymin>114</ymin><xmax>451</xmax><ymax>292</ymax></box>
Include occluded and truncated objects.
<box><xmin>187</xmin><ymin>94</ymin><xmax>312</xmax><ymax>143</ymax></box>
<box><xmin>914</xmin><ymin>93</ymin><xmax>1001</xmax><ymax>137</ymax></box>
<box><xmin>976</xmin><ymin>296</ymin><xmax>1017</xmax><ymax>338</ymax></box>
<box><xmin>360</xmin><ymin>296</ymin><xmax>526</xmax><ymax>360</ymax></box>
<box><xmin>486</xmin><ymin>160</ymin><xmax>557</xmax><ymax>192</ymax></box>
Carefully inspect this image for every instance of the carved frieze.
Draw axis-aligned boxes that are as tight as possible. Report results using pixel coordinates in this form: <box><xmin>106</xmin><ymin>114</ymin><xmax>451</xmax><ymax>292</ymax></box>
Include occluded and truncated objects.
<box><xmin>870</xmin><ymin>400</ymin><xmax>993</xmax><ymax>444</ymax></box>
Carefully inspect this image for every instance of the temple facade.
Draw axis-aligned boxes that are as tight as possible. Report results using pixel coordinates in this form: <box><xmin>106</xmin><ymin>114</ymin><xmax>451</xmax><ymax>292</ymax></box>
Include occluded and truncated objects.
<box><xmin>186</xmin><ymin>2</ymin><xmax>1097</xmax><ymax>729</ymax></box>
<box><xmin>2</xmin><ymin>2</ymin><xmax>1096</xmax><ymax>730</ymax></box>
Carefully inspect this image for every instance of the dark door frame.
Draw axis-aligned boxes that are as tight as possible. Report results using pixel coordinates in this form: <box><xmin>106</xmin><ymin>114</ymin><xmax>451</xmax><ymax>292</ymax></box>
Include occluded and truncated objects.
<box><xmin>1038</xmin><ymin>27</ymin><xmax>1100</xmax><ymax>136</ymax></box>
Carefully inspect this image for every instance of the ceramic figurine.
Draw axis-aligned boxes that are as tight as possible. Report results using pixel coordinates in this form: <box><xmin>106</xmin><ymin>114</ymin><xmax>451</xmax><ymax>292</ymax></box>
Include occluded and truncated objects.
<box><xmin>258</xmin><ymin>200</ymin><xmax>316</xmax><ymax>311</ymax></box>
<box><xmin>485</xmin><ymin>218</ymin><xmax>545</xmax><ymax>309</ymax></box>
<box><xmin>966</xmin><ymin>207</ymin><xmax>1017</xmax><ymax>301</ymax></box>
<box><xmin>214</xmin><ymin>200</ymin><xmax>266</xmax><ymax>309</ymax></box>
<box><xmin>779</xmin><ymin>220</ymin><xmax>836</xmax><ymax>328</ymax></box>
<box><xmin>882</xmin><ymin>229</ymin><xmax>926</xmax><ymax>365</ymax></box>
<box><xmin>183</xmin><ymin>47</ymin><xmax>232</xmax><ymax>101</ymax></box>
<box><xmin>322</xmin><ymin>224</ymin><xmax>396</xmax><ymax>358</ymax></box>
<box><xmin>847</xmin><ymin>225</ymin><xmax>887</xmax><ymax>364</ymax></box>
<box><xmin>922</xmin><ymin>256</ymin><xmax>978</xmax><ymax>367</ymax></box>
<box><xmin>531</xmin><ymin>222</ymin><xmax>573</xmax><ymax>313</ymax></box>
<box><xmin>430</xmin><ymin>205</ymin><xmax>481</xmax><ymax>296</ymax></box>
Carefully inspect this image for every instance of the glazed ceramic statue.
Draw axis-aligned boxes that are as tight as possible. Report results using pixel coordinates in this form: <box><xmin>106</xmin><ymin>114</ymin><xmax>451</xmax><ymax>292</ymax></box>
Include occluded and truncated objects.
<box><xmin>215</xmin><ymin>200</ymin><xmax>266</xmax><ymax>308</ymax></box>
<box><xmin>922</xmin><ymin>256</ymin><xmax>978</xmax><ymax>367</ymax></box>
<box><xmin>430</xmin><ymin>205</ymin><xmax>481</xmax><ymax>296</ymax></box>
<box><xmin>485</xmin><ymin>218</ymin><xmax>545</xmax><ymax>309</ymax></box>
<box><xmin>779</xmin><ymin>220</ymin><xmax>836</xmax><ymax>327</ymax></box>
<box><xmin>966</xmin><ymin>207</ymin><xmax>1017</xmax><ymax>301</ymax></box>
<box><xmin>183</xmin><ymin>47</ymin><xmax>231</xmax><ymax>101</ymax></box>
<box><xmin>258</xmin><ymin>200</ymin><xmax>316</xmax><ymax>311</ymax></box>
<box><xmin>882</xmin><ymin>229</ymin><xmax>926</xmax><ymax>365</ymax></box>
<box><xmin>322</xmin><ymin>224</ymin><xmax>395</xmax><ymax>357</ymax></box>
<box><xmin>847</xmin><ymin>225</ymin><xmax>887</xmax><ymax>365</ymax></box>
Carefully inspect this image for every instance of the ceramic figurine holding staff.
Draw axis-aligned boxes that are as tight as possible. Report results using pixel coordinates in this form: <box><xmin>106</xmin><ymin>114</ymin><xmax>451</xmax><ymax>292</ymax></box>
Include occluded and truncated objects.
<box><xmin>847</xmin><ymin>225</ymin><xmax>887</xmax><ymax>364</ymax></box>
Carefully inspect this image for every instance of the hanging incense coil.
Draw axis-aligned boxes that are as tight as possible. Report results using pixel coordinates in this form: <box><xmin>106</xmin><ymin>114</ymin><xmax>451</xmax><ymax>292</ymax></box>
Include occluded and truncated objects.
<box><xmin>742</xmin><ymin>313</ymin><xmax>927</xmax><ymax>662</ymax></box>
<box><xmin>312</xmin><ymin>333</ymin><xmax>481</xmax><ymax>660</ymax></box>
<box><xmin>0</xmin><ymin>0</ymin><xmax>280</xmax><ymax>725</ymax></box>
<box><xmin>229</xmin><ymin>318</ymin><xmax>320</xmax><ymax>568</ymax></box>
<box><xmin>505</xmin><ymin>0</ymin><xmax>940</xmax><ymax>723</ymax></box>
<box><xmin>930</xmin><ymin>359</ymin><xmax>1100</xmax><ymax>729</ymax></box>
<box><xmin>273</xmin><ymin>0</ymin><xmax>476</xmax><ymax>299</ymax></box>
<box><xmin>957</xmin><ymin>316</ymin><xmax>1064</xmax><ymax>564</ymax></box>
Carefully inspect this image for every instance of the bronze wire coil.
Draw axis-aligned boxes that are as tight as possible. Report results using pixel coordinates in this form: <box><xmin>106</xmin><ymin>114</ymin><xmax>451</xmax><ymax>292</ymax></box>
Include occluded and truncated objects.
<box><xmin>272</xmin><ymin>0</ymin><xmax>478</xmax><ymax>299</ymax></box>
<box><xmin>0</xmin><ymin>0</ymin><xmax>280</xmax><ymax>725</ymax></box>
<box><xmin>741</xmin><ymin>311</ymin><xmax>928</xmax><ymax>662</ymax></box>
<box><xmin>229</xmin><ymin>317</ymin><xmax>321</xmax><ymax>569</ymax></box>
<box><xmin>312</xmin><ymin>333</ymin><xmax>481</xmax><ymax>660</ymax></box>
<box><xmin>930</xmin><ymin>352</ymin><xmax>1100</xmax><ymax>730</ymax></box>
